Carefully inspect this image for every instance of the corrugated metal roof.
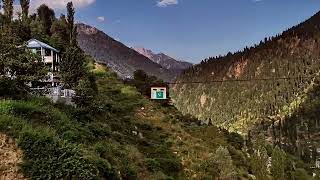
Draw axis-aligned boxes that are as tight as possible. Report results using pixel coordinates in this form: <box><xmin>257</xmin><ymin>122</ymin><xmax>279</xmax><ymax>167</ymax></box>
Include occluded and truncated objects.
<box><xmin>26</xmin><ymin>39</ymin><xmax>60</xmax><ymax>53</ymax></box>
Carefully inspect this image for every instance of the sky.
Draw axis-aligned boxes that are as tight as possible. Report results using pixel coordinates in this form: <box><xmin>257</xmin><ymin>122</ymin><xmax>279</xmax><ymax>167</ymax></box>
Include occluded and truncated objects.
<box><xmin>21</xmin><ymin>0</ymin><xmax>320</xmax><ymax>63</ymax></box>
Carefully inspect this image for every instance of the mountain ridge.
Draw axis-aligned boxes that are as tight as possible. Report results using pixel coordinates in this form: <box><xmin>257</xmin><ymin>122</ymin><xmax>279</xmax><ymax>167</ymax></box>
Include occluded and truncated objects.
<box><xmin>133</xmin><ymin>47</ymin><xmax>192</xmax><ymax>74</ymax></box>
<box><xmin>76</xmin><ymin>23</ymin><xmax>175</xmax><ymax>81</ymax></box>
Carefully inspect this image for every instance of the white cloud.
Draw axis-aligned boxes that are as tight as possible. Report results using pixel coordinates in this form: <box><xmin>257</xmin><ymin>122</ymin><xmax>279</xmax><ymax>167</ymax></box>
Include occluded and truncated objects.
<box><xmin>30</xmin><ymin>0</ymin><xmax>96</xmax><ymax>11</ymax></box>
<box><xmin>157</xmin><ymin>0</ymin><xmax>178</xmax><ymax>7</ymax></box>
<box><xmin>97</xmin><ymin>16</ymin><xmax>105</xmax><ymax>22</ymax></box>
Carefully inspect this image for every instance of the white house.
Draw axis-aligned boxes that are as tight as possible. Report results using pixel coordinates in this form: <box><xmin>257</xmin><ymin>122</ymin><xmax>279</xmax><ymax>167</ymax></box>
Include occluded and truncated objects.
<box><xmin>26</xmin><ymin>39</ymin><xmax>61</xmax><ymax>87</ymax></box>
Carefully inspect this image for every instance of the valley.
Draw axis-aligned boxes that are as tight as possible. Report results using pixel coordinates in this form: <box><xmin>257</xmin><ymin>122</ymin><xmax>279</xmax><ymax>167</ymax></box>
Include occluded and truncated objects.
<box><xmin>172</xmin><ymin>9</ymin><xmax>320</xmax><ymax>173</ymax></box>
<box><xmin>0</xmin><ymin>0</ymin><xmax>320</xmax><ymax>179</ymax></box>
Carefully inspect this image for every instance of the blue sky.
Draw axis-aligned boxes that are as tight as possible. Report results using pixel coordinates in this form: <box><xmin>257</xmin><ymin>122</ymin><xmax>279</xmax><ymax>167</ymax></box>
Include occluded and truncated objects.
<box><xmin>29</xmin><ymin>0</ymin><xmax>320</xmax><ymax>63</ymax></box>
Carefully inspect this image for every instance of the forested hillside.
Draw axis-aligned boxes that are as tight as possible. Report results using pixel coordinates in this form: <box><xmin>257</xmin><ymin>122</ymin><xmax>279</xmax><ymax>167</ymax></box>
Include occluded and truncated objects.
<box><xmin>172</xmin><ymin>10</ymin><xmax>320</xmax><ymax>165</ymax></box>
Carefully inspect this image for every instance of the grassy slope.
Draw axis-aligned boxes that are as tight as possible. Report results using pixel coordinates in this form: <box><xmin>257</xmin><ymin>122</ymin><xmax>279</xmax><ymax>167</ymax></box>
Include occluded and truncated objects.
<box><xmin>0</xmin><ymin>64</ymin><xmax>247</xmax><ymax>179</ymax></box>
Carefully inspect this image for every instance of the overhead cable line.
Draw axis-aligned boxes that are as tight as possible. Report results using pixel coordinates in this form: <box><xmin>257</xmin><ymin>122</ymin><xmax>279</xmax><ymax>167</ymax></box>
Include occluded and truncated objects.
<box><xmin>106</xmin><ymin>75</ymin><xmax>318</xmax><ymax>85</ymax></box>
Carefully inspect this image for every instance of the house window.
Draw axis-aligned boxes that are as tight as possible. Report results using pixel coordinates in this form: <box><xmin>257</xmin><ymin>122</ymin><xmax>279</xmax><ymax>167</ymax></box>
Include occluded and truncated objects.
<box><xmin>45</xmin><ymin>49</ymin><xmax>51</xmax><ymax>56</ymax></box>
<box><xmin>33</xmin><ymin>48</ymin><xmax>41</xmax><ymax>56</ymax></box>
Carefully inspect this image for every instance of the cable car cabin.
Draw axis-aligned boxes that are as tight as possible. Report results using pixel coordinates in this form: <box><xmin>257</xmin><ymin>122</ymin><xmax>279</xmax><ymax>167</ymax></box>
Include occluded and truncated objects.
<box><xmin>149</xmin><ymin>84</ymin><xmax>172</xmax><ymax>105</ymax></box>
<box><xmin>151</xmin><ymin>87</ymin><xmax>167</xmax><ymax>100</ymax></box>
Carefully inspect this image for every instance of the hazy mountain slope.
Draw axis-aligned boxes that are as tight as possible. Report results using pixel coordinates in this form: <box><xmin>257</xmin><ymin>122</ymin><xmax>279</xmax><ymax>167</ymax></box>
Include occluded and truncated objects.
<box><xmin>172</xmin><ymin>11</ymin><xmax>320</xmax><ymax>134</ymax></box>
<box><xmin>76</xmin><ymin>23</ymin><xmax>174</xmax><ymax>81</ymax></box>
<box><xmin>133</xmin><ymin>47</ymin><xmax>192</xmax><ymax>73</ymax></box>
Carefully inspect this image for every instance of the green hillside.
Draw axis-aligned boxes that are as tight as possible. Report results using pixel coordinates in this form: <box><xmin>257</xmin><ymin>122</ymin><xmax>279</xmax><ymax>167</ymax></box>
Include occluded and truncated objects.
<box><xmin>172</xmin><ymin>10</ymin><xmax>320</xmax><ymax>167</ymax></box>
<box><xmin>1</xmin><ymin>64</ymin><xmax>315</xmax><ymax>179</ymax></box>
<box><xmin>0</xmin><ymin>1</ymin><xmax>318</xmax><ymax>179</ymax></box>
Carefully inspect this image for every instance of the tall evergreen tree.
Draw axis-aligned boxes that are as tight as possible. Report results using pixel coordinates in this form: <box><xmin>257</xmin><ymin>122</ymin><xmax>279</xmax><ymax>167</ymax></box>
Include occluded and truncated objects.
<box><xmin>212</xmin><ymin>146</ymin><xmax>236</xmax><ymax>179</ymax></box>
<box><xmin>250</xmin><ymin>134</ymin><xmax>270</xmax><ymax>180</ymax></box>
<box><xmin>2</xmin><ymin>0</ymin><xmax>13</xmax><ymax>24</ymax></box>
<box><xmin>20</xmin><ymin>0</ymin><xmax>30</xmax><ymax>21</ymax></box>
<box><xmin>60</xmin><ymin>2</ymin><xmax>87</xmax><ymax>88</ymax></box>
<box><xmin>250</xmin><ymin>147</ymin><xmax>269</xmax><ymax>180</ymax></box>
<box><xmin>67</xmin><ymin>2</ymin><xmax>77</xmax><ymax>46</ymax></box>
<box><xmin>37</xmin><ymin>4</ymin><xmax>55</xmax><ymax>35</ymax></box>
<box><xmin>200</xmin><ymin>146</ymin><xmax>237</xmax><ymax>178</ymax></box>
<box><xmin>60</xmin><ymin>46</ymin><xmax>86</xmax><ymax>88</ymax></box>
<box><xmin>271</xmin><ymin>146</ymin><xmax>286</xmax><ymax>180</ymax></box>
<box><xmin>51</xmin><ymin>14</ymin><xmax>69</xmax><ymax>52</ymax></box>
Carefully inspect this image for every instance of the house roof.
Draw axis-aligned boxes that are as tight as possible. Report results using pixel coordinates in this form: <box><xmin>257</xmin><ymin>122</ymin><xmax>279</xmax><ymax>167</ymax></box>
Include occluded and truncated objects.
<box><xmin>26</xmin><ymin>39</ymin><xmax>60</xmax><ymax>53</ymax></box>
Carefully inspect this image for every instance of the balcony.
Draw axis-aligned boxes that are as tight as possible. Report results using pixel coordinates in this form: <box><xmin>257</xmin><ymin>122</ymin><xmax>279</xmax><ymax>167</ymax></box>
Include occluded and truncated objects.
<box><xmin>44</xmin><ymin>56</ymin><xmax>54</xmax><ymax>63</ymax></box>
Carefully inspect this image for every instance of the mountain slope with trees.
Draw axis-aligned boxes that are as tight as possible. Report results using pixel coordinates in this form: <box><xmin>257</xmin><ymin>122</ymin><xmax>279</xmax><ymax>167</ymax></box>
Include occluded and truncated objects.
<box><xmin>172</xmin><ymin>10</ymin><xmax>320</xmax><ymax>167</ymax></box>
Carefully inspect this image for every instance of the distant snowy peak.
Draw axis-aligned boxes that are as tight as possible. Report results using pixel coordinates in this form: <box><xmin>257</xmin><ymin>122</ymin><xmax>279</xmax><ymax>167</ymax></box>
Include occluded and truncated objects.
<box><xmin>133</xmin><ymin>47</ymin><xmax>192</xmax><ymax>72</ymax></box>
<box><xmin>133</xmin><ymin>47</ymin><xmax>154</xmax><ymax>59</ymax></box>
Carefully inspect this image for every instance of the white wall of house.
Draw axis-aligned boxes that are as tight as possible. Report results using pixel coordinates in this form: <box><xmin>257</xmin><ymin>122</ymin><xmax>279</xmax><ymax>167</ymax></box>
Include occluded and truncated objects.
<box><xmin>27</xmin><ymin>40</ymin><xmax>61</xmax><ymax>87</ymax></box>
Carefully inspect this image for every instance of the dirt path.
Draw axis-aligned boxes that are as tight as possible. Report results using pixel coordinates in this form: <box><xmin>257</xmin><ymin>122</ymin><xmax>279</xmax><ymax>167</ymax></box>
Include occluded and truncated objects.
<box><xmin>0</xmin><ymin>133</ymin><xmax>25</xmax><ymax>180</ymax></box>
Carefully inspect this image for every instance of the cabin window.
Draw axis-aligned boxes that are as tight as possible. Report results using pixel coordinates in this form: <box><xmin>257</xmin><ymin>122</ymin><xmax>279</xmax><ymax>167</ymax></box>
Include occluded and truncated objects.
<box><xmin>45</xmin><ymin>49</ymin><xmax>51</xmax><ymax>56</ymax></box>
<box><xmin>31</xmin><ymin>49</ymin><xmax>37</xmax><ymax>54</ymax></box>
<box><xmin>34</xmin><ymin>48</ymin><xmax>41</xmax><ymax>56</ymax></box>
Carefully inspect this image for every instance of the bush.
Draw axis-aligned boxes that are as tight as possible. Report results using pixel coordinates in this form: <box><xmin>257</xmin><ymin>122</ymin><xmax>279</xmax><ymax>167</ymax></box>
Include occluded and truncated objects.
<box><xmin>145</xmin><ymin>158</ymin><xmax>161</xmax><ymax>172</ymax></box>
<box><xmin>291</xmin><ymin>168</ymin><xmax>312</xmax><ymax>180</ymax></box>
<box><xmin>157</xmin><ymin>158</ymin><xmax>182</xmax><ymax>176</ymax></box>
<box><xmin>18</xmin><ymin>129</ymin><xmax>98</xmax><ymax>179</ymax></box>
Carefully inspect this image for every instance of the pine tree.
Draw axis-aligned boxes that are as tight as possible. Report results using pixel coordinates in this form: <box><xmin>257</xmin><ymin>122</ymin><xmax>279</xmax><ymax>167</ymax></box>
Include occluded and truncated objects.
<box><xmin>67</xmin><ymin>2</ymin><xmax>77</xmax><ymax>46</ymax></box>
<box><xmin>250</xmin><ymin>147</ymin><xmax>269</xmax><ymax>180</ymax></box>
<box><xmin>20</xmin><ymin>0</ymin><xmax>30</xmax><ymax>21</ymax></box>
<box><xmin>73</xmin><ymin>76</ymin><xmax>97</xmax><ymax>108</ymax></box>
<box><xmin>212</xmin><ymin>146</ymin><xmax>236</xmax><ymax>179</ymax></box>
<box><xmin>37</xmin><ymin>4</ymin><xmax>55</xmax><ymax>35</ymax></box>
<box><xmin>2</xmin><ymin>0</ymin><xmax>13</xmax><ymax>24</ymax></box>
<box><xmin>60</xmin><ymin>46</ymin><xmax>86</xmax><ymax>88</ymax></box>
<box><xmin>271</xmin><ymin>146</ymin><xmax>286</xmax><ymax>180</ymax></box>
<box><xmin>51</xmin><ymin>14</ymin><xmax>69</xmax><ymax>52</ymax></box>
<box><xmin>250</xmin><ymin>134</ymin><xmax>270</xmax><ymax>180</ymax></box>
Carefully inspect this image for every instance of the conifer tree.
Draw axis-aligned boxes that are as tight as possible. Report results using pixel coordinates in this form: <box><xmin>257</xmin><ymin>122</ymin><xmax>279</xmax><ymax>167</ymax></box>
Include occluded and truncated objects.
<box><xmin>2</xmin><ymin>0</ymin><xmax>13</xmax><ymax>24</ymax></box>
<box><xmin>250</xmin><ymin>147</ymin><xmax>269</xmax><ymax>180</ymax></box>
<box><xmin>250</xmin><ymin>134</ymin><xmax>270</xmax><ymax>180</ymax></box>
<box><xmin>271</xmin><ymin>146</ymin><xmax>286</xmax><ymax>180</ymax></box>
<box><xmin>37</xmin><ymin>4</ymin><xmax>55</xmax><ymax>35</ymax></box>
<box><xmin>203</xmin><ymin>146</ymin><xmax>236</xmax><ymax>179</ymax></box>
<box><xmin>60</xmin><ymin>2</ymin><xmax>86</xmax><ymax>88</ymax></box>
<box><xmin>67</xmin><ymin>2</ymin><xmax>77</xmax><ymax>46</ymax></box>
<box><xmin>73</xmin><ymin>75</ymin><xmax>97</xmax><ymax>108</ymax></box>
<box><xmin>20</xmin><ymin>0</ymin><xmax>30</xmax><ymax>21</ymax></box>
<box><xmin>60</xmin><ymin>46</ymin><xmax>86</xmax><ymax>88</ymax></box>
<box><xmin>51</xmin><ymin>14</ymin><xmax>69</xmax><ymax>52</ymax></box>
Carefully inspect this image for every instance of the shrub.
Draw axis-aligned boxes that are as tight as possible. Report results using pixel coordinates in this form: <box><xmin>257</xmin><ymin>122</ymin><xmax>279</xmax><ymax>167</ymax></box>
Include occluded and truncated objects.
<box><xmin>157</xmin><ymin>158</ymin><xmax>182</xmax><ymax>177</ymax></box>
<box><xmin>145</xmin><ymin>158</ymin><xmax>161</xmax><ymax>172</ymax></box>
<box><xmin>291</xmin><ymin>168</ymin><xmax>312</xmax><ymax>180</ymax></box>
<box><xmin>18</xmin><ymin>129</ymin><xmax>98</xmax><ymax>179</ymax></box>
